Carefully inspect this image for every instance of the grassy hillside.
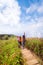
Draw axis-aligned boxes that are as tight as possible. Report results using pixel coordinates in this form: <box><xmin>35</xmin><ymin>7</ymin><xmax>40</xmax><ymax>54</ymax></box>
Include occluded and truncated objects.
<box><xmin>25</xmin><ymin>38</ymin><xmax>43</xmax><ymax>61</ymax></box>
<box><xmin>0</xmin><ymin>37</ymin><xmax>23</xmax><ymax>65</ymax></box>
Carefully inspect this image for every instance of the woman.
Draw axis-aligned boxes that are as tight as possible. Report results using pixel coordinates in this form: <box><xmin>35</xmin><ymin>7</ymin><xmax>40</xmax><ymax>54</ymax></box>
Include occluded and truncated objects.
<box><xmin>17</xmin><ymin>36</ymin><xmax>21</xmax><ymax>46</ymax></box>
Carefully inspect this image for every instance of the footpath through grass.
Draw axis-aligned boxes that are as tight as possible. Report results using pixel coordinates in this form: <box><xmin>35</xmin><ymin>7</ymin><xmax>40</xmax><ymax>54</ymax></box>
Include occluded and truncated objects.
<box><xmin>25</xmin><ymin>38</ymin><xmax>43</xmax><ymax>61</ymax></box>
<box><xmin>0</xmin><ymin>37</ymin><xmax>23</xmax><ymax>65</ymax></box>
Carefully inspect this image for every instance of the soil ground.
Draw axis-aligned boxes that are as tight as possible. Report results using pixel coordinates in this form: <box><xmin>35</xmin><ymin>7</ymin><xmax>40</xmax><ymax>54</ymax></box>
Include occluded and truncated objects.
<box><xmin>21</xmin><ymin>47</ymin><xmax>41</xmax><ymax>65</ymax></box>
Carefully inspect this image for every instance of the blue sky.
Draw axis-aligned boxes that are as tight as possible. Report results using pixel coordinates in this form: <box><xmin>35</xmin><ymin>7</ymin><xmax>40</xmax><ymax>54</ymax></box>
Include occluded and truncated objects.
<box><xmin>0</xmin><ymin>0</ymin><xmax>43</xmax><ymax>37</ymax></box>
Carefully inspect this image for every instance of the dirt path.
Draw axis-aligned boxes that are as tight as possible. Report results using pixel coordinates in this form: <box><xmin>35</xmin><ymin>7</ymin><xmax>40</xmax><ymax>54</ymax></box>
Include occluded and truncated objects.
<box><xmin>21</xmin><ymin>47</ymin><xmax>41</xmax><ymax>65</ymax></box>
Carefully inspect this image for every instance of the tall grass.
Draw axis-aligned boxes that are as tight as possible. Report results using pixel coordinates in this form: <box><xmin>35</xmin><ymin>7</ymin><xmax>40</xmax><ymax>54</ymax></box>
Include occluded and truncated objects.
<box><xmin>25</xmin><ymin>38</ymin><xmax>43</xmax><ymax>60</ymax></box>
<box><xmin>0</xmin><ymin>37</ymin><xmax>23</xmax><ymax>65</ymax></box>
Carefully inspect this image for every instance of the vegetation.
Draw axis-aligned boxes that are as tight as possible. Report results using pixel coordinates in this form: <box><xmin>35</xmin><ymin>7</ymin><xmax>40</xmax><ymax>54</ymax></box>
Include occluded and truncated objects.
<box><xmin>0</xmin><ymin>36</ymin><xmax>23</xmax><ymax>65</ymax></box>
<box><xmin>25</xmin><ymin>38</ymin><xmax>43</xmax><ymax>61</ymax></box>
<box><xmin>0</xmin><ymin>34</ymin><xmax>43</xmax><ymax>65</ymax></box>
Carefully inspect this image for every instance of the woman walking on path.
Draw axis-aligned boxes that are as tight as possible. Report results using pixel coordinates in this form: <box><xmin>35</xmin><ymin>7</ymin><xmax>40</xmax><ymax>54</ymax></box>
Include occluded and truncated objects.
<box><xmin>17</xmin><ymin>36</ymin><xmax>22</xmax><ymax>47</ymax></box>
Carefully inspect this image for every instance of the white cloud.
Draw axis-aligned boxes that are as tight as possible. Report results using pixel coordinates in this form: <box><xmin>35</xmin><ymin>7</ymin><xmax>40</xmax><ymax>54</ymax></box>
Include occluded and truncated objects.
<box><xmin>0</xmin><ymin>0</ymin><xmax>21</xmax><ymax>25</ymax></box>
<box><xmin>26</xmin><ymin>4</ymin><xmax>38</xmax><ymax>14</ymax></box>
<box><xmin>26</xmin><ymin>4</ymin><xmax>43</xmax><ymax>14</ymax></box>
<box><xmin>22</xmin><ymin>16</ymin><xmax>43</xmax><ymax>37</ymax></box>
<box><xmin>0</xmin><ymin>0</ymin><xmax>43</xmax><ymax>37</ymax></box>
<box><xmin>37</xmin><ymin>5</ymin><xmax>43</xmax><ymax>13</ymax></box>
<box><xmin>0</xmin><ymin>0</ymin><xmax>21</xmax><ymax>34</ymax></box>
<box><xmin>25</xmin><ymin>3</ymin><xmax>43</xmax><ymax>37</ymax></box>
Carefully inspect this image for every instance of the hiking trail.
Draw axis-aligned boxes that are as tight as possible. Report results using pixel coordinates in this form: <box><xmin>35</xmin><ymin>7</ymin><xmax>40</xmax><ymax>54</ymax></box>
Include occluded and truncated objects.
<box><xmin>21</xmin><ymin>47</ymin><xmax>41</xmax><ymax>65</ymax></box>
